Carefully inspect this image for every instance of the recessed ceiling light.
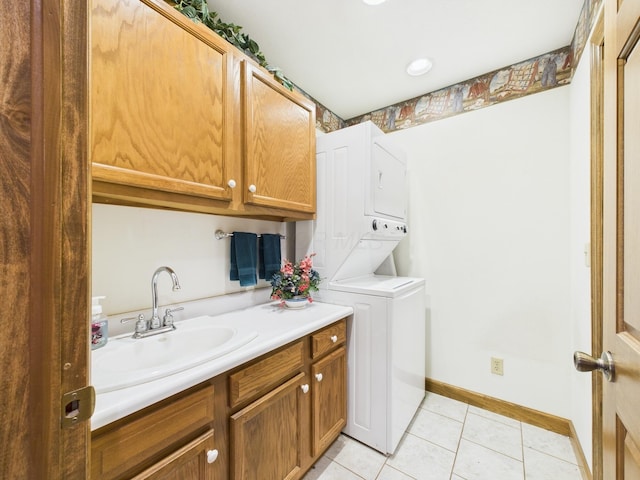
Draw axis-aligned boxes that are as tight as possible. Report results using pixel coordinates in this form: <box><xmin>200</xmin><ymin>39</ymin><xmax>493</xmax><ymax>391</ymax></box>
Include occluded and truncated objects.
<box><xmin>362</xmin><ymin>0</ymin><xmax>386</xmax><ymax>5</ymax></box>
<box><xmin>406</xmin><ymin>58</ymin><xmax>433</xmax><ymax>76</ymax></box>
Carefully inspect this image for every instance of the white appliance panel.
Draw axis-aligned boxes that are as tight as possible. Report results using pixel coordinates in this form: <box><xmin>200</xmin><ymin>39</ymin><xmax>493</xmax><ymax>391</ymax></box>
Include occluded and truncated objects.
<box><xmin>314</xmin><ymin>151</ymin><xmax>328</xmax><ymax>270</ymax></box>
<box><xmin>348</xmin><ymin>299</ymin><xmax>388</xmax><ymax>452</ymax></box>
<box><xmin>312</xmin><ymin>121</ymin><xmax>409</xmax><ymax>285</ymax></box>
<box><xmin>331</xmin><ymin>240</ymin><xmax>399</xmax><ymax>282</ymax></box>
<box><xmin>369</xmin><ymin>140</ymin><xmax>407</xmax><ymax>220</ymax></box>
<box><xmin>333</xmin><ymin>147</ymin><xmax>350</xmax><ymax>240</ymax></box>
<box><xmin>302</xmin><ymin>120</ymin><xmax>425</xmax><ymax>456</ymax></box>
<box><xmin>318</xmin><ymin>281</ymin><xmax>426</xmax><ymax>455</ymax></box>
<box><xmin>388</xmin><ymin>285</ymin><xmax>426</xmax><ymax>453</ymax></box>
<box><xmin>330</xmin><ymin>274</ymin><xmax>424</xmax><ymax>298</ymax></box>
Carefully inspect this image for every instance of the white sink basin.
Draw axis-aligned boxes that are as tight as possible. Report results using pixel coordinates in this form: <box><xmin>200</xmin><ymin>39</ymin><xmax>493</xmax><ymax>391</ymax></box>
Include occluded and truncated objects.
<box><xmin>92</xmin><ymin>315</ymin><xmax>258</xmax><ymax>393</ymax></box>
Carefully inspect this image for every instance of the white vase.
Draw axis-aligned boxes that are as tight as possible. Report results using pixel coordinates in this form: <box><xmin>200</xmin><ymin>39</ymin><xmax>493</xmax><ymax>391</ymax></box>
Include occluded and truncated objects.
<box><xmin>284</xmin><ymin>297</ymin><xmax>308</xmax><ymax>309</ymax></box>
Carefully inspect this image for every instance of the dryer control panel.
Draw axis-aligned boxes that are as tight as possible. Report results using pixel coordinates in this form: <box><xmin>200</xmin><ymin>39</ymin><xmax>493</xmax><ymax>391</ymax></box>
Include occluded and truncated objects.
<box><xmin>365</xmin><ymin>217</ymin><xmax>408</xmax><ymax>238</ymax></box>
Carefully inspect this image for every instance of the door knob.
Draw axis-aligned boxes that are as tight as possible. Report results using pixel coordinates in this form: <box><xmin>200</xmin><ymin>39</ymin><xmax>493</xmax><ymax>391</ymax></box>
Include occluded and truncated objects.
<box><xmin>573</xmin><ymin>351</ymin><xmax>615</xmax><ymax>382</ymax></box>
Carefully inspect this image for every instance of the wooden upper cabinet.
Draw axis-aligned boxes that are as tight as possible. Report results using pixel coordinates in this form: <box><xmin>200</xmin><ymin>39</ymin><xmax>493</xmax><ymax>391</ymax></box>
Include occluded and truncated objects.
<box><xmin>242</xmin><ymin>61</ymin><xmax>316</xmax><ymax>214</ymax></box>
<box><xmin>89</xmin><ymin>0</ymin><xmax>316</xmax><ymax>220</ymax></box>
<box><xmin>89</xmin><ymin>0</ymin><xmax>317</xmax><ymax>220</ymax></box>
<box><xmin>90</xmin><ymin>0</ymin><xmax>235</xmax><ymax>202</ymax></box>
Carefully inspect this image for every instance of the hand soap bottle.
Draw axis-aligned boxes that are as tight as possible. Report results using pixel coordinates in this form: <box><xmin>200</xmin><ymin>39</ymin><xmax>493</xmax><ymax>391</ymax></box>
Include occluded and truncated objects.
<box><xmin>91</xmin><ymin>296</ymin><xmax>108</xmax><ymax>350</ymax></box>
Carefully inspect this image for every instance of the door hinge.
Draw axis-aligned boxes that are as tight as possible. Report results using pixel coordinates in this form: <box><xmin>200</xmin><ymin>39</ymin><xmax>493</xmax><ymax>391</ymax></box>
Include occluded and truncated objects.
<box><xmin>61</xmin><ymin>385</ymin><xmax>95</xmax><ymax>428</ymax></box>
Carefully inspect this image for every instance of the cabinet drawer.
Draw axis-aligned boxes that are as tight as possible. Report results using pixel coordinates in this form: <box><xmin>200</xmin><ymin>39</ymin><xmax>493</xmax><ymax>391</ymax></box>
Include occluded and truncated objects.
<box><xmin>131</xmin><ymin>429</ymin><xmax>216</xmax><ymax>480</ymax></box>
<box><xmin>229</xmin><ymin>340</ymin><xmax>304</xmax><ymax>408</ymax></box>
<box><xmin>91</xmin><ymin>384</ymin><xmax>214</xmax><ymax>480</ymax></box>
<box><xmin>311</xmin><ymin>319</ymin><xmax>346</xmax><ymax>359</ymax></box>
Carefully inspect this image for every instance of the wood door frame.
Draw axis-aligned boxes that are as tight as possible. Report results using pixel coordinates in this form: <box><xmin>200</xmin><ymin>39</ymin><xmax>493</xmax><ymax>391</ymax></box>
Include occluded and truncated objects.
<box><xmin>25</xmin><ymin>0</ymin><xmax>90</xmax><ymax>477</ymax></box>
<box><xmin>56</xmin><ymin>0</ymin><xmax>91</xmax><ymax>477</ymax></box>
<box><xmin>589</xmin><ymin>11</ymin><xmax>605</xmax><ymax>480</ymax></box>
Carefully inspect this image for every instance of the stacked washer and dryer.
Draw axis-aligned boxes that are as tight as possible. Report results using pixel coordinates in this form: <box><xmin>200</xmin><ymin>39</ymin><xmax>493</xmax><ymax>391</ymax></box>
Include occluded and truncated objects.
<box><xmin>296</xmin><ymin>121</ymin><xmax>426</xmax><ymax>455</ymax></box>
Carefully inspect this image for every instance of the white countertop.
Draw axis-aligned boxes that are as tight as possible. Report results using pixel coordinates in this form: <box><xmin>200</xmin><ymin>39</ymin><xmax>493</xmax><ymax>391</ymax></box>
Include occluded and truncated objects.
<box><xmin>91</xmin><ymin>301</ymin><xmax>353</xmax><ymax>430</ymax></box>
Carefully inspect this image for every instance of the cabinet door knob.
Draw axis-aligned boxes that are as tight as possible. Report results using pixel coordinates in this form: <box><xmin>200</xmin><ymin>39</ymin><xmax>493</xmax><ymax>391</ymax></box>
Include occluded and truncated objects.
<box><xmin>315</xmin><ymin>373</ymin><xmax>323</xmax><ymax>382</ymax></box>
<box><xmin>227</xmin><ymin>179</ymin><xmax>236</xmax><ymax>188</ymax></box>
<box><xmin>206</xmin><ymin>449</ymin><xmax>219</xmax><ymax>464</ymax></box>
<box><xmin>248</xmin><ymin>184</ymin><xmax>257</xmax><ymax>193</ymax></box>
<box><xmin>330</xmin><ymin>335</ymin><xmax>338</xmax><ymax>343</ymax></box>
<box><xmin>300</xmin><ymin>384</ymin><xmax>309</xmax><ymax>394</ymax></box>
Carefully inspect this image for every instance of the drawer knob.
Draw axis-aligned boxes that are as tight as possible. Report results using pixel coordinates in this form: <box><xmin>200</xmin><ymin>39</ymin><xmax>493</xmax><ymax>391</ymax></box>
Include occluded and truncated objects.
<box><xmin>330</xmin><ymin>335</ymin><xmax>338</xmax><ymax>343</ymax></box>
<box><xmin>227</xmin><ymin>179</ymin><xmax>236</xmax><ymax>188</ymax></box>
<box><xmin>301</xmin><ymin>384</ymin><xmax>309</xmax><ymax>394</ymax></box>
<box><xmin>248</xmin><ymin>184</ymin><xmax>257</xmax><ymax>193</ymax></box>
<box><xmin>315</xmin><ymin>373</ymin><xmax>323</xmax><ymax>382</ymax></box>
<box><xmin>207</xmin><ymin>449</ymin><xmax>219</xmax><ymax>464</ymax></box>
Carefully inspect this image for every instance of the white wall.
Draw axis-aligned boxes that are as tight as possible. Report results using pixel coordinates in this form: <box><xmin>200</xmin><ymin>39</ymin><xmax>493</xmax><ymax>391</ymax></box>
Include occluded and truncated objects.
<box><xmin>390</xmin><ymin>87</ymin><xmax>575</xmax><ymax>418</ymax></box>
<box><xmin>92</xmin><ymin>204</ymin><xmax>291</xmax><ymax>316</ymax></box>
<box><xmin>568</xmin><ymin>49</ymin><xmax>593</xmax><ymax>466</ymax></box>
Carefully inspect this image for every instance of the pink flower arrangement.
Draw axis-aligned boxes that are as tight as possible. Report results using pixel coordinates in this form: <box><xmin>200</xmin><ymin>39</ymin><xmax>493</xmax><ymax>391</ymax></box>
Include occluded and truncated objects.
<box><xmin>270</xmin><ymin>254</ymin><xmax>321</xmax><ymax>304</ymax></box>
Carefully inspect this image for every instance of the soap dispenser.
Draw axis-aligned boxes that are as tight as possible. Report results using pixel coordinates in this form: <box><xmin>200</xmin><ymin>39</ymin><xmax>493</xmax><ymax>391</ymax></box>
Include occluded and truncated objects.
<box><xmin>91</xmin><ymin>296</ymin><xmax>108</xmax><ymax>350</ymax></box>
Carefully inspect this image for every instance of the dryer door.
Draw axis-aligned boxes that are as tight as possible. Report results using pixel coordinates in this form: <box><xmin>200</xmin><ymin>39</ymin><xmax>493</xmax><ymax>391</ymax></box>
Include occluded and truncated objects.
<box><xmin>368</xmin><ymin>138</ymin><xmax>407</xmax><ymax>220</ymax></box>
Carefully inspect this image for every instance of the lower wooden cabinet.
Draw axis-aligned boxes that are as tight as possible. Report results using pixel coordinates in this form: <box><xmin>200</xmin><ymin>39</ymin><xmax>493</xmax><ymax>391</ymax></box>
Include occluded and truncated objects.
<box><xmin>311</xmin><ymin>347</ymin><xmax>347</xmax><ymax>456</ymax></box>
<box><xmin>230</xmin><ymin>373</ymin><xmax>307</xmax><ymax>480</ymax></box>
<box><xmin>91</xmin><ymin>385</ymin><xmax>216</xmax><ymax>480</ymax></box>
<box><xmin>91</xmin><ymin>319</ymin><xmax>347</xmax><ymax>480</ymax></box>
<box><xmin>227</xmin><ymin>320</ymin><xmax>346</xmax><ymax>480</ymax></box>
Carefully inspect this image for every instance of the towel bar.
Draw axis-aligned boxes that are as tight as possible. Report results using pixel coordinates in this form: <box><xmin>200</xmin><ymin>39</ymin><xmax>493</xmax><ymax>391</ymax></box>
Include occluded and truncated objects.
<box><xmin>215</xmin><ymin>229</ymin><xmax>285</xmax><ymax>240</ymax></box>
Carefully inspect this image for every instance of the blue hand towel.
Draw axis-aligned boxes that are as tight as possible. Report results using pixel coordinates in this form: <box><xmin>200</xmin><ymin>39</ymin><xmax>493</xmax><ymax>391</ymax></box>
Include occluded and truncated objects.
<box><xmin>230</xmin><ymin>232</ymin><xmax>258</xmax><ymax>287</ymax></box>
<box><xmin>259</xmin><ymin>234</ymin><xmax>282</xmax><ymax>281</ymax></box>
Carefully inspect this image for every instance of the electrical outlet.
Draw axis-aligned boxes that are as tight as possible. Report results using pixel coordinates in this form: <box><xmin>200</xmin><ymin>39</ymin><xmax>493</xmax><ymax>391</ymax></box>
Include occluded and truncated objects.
<box><xmin>491</xmin><ymin>357</ymin><xmax>504</xmax><ymax>376</ymax></box>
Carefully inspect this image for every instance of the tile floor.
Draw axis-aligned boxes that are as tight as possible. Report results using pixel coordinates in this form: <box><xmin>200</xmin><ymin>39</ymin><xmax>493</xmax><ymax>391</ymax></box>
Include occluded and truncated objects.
<box><xmin>303</xmin><ymin>392</ymin><xmax>586</xmax><ymax>480</ymax></box>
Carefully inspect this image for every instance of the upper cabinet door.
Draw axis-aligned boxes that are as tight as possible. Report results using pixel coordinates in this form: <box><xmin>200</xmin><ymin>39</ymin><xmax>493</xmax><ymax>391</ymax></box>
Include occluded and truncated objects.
<box><xmin>91</xmin><ymin>0</ymin><xmax>235</xmax><ymax>201</ymax></box>
<box><xmin>242</xmin><ymin>61</ymin><xmax>316</xmax><ymax>213</ymax></box>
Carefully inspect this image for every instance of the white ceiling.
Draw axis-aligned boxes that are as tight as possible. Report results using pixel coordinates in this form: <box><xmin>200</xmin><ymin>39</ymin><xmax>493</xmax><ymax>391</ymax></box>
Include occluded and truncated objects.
<box><xmin>207</xmin><ymin>0</ymin><xmax>584</xmax><ymax>120</ymax></box>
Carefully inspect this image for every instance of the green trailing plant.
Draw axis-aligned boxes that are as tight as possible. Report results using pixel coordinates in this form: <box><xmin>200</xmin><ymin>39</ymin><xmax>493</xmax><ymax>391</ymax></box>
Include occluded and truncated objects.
<box><xmin>171</xmin><ymin>0</ymin><xmax>294</xmax><ymax>90</ymax></box>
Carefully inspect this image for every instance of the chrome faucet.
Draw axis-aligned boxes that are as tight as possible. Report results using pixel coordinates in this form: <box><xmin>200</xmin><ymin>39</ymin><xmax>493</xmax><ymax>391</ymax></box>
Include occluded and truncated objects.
<box><xmin>121</xmin><ymin>266</ymin><xmax>183</xmax><ymax>339</ymax></box>
<box><xmin>150</xmin><ymin>266</ymin><xmax>181</xmax><ymax>329</ymax></box>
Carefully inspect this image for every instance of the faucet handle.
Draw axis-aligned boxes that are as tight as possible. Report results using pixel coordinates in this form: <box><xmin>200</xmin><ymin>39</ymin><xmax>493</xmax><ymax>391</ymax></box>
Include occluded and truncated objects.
<box><xmin>121</xmin><ymin>314</ymin><xmax>147</xmax><ymax>334</ymax></box>
<box><xmin>163</xmin><ymin>307</ymin><xmax>184</xmax><ymax>327</ymax></box>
